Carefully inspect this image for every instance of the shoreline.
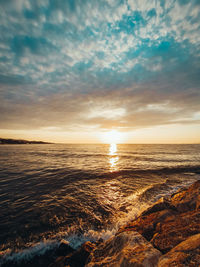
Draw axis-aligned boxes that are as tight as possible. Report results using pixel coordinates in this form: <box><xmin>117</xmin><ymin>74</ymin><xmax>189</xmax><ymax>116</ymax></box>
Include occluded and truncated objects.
<box><xmin>1</xmin><ymin>180</ymin><xmax>200</xmax><ymax>266</ymax></box>
<box><xmin>0</xmin><ymin>138</ymin><xmax>52</xmax><ymax>144</ymax></box>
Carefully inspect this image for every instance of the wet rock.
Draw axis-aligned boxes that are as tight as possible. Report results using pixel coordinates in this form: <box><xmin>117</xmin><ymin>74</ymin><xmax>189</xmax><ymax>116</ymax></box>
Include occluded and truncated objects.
<box><xmin>170</xmin><ymin>180</ymin><xmax>200</xmax><ymax>212</ymax></box>
<box><xmin>55</xmin><ymin>239</ymin><xmax>75</xmax><ymax>257</ymax></box>
<box><xmin>49</xmin><ymin>241</ymin><xmax>96</xmax><ymax>267</ymax></box>
<box><xmin>65</xmin><ymin>241</ymin><xmax>96</xmax><ymax>267</ymax></box>
<box><xmin>86</xmin><ymin>231</ymin><xmax>161</xmax><ymax>267</ymax></box>
<box><xmin>151</xmin><ymin>210</ymin><xmax>200</xmax><ymax>253</ymax></box>
<box><xmin>196</xmin><ymin>194</ymin><xmax>200</xmax><ymax>210</ymax></box>
<box><xmin>118</xmin><ymin>208</ymin><xmax>176</xmax><ymax>241</ymax></box>
<box><xmin>141</xmin><ymin>197</ymin><xmax>176</xmax><ymax>216</ymax></box>
<box><xmin>158</xmin><ymin>233</ymin><xmax>200</xmax><ymax>266</ymax></box>
<box><xmin>149</xmin><ymin>181</ymin><xmax>200</xmax><ymax>253</ymax></box>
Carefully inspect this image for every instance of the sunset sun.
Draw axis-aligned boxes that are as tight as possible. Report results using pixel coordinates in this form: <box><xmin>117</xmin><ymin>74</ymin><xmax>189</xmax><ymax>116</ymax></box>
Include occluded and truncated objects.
<box><xmin>101</xmin><ymin>130</ymin><xmax>124</xmax><ymax>144</ymax></box>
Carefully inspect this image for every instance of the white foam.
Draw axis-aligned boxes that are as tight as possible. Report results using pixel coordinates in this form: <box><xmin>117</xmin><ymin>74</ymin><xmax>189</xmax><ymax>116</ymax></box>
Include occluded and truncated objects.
<box><xmin>0</xmin><ymin>240</ymin><xmax>59</xmax><ymax>264</ymax></box>
<box><xmin>65</xmin><ymin>228</ymin><xmax>117</xmax><ymax>249</ymax></box>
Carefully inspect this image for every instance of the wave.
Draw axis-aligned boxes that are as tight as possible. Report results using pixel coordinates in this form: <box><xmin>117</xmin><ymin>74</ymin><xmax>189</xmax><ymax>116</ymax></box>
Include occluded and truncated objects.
<box><xmin>0</xmin><ymin>229</ymin><xmax>116</xmax><ymax>267</ymax></box>
<box><xmin>47</xmin><ymin>165</ymin><xmax>200</xmax><ymax>182</ymax></box>
<box><xmin>107</xmin><ymin>175</ymin><xmax>198</xmax><ymax>229</ymax></box>
<box><xmin>110</xmin><ymin>165</ymin><xmax>200</xmax><ymax>174</ymax></box>
<box><xmin>137</xmin><ymin>177</ymin><xmax>195</xmax><ymax>203</ymax></box>
<box><xmin>0</xmin><ymin>240</ymin><xmax>59</xmax><ymax>267</ymax></box>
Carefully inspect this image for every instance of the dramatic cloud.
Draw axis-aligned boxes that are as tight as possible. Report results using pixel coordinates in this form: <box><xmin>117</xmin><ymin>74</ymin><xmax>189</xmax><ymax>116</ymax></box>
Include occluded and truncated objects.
<box><xmin>0</xmin><ymin>0</ymin><xmax>200</xmax><ymax>142</ymax></box>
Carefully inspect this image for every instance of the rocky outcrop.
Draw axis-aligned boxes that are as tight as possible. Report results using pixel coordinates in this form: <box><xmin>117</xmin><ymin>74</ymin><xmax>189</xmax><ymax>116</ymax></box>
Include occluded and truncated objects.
<box><xmin>151</xmin><ymin>209</ymin><xmax>200</xmax><ymax>253</ymax></box>
<box><xmin>49</xmin><ymin>241</ymin><xmax>96</xmax><ymax>267</ymax></box>
<box><xmin>118</xmin><ymin>200</ymin><xmax>177</xmax><ymax>242</ymax></box>
<box><xmin>158</xmin><ymin>233</ymin><xmax>200</xmax><ymax>267</ymax></box>
<box><xmin>86</xmin><ymin>231</ymin><xmax>161</xmax><ymax>267</ymax></box>
<box><xmin>170</xmin><ymin>180</ymin><xmax>200</xmax><ymax>212</ymax></box>
<box><xmin>119</xmin><ymin>180</ymin><xmax>200</xmax><ymax>253</ymax></box>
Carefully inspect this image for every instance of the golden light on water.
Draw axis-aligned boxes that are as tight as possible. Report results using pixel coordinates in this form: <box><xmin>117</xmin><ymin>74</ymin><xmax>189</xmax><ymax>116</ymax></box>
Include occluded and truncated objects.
<box><xmin>109</xmin><ymin>157</ymin><xmax>119</xmax><ymax>170</ymax></box>
<box><xmin>109</xmin><ymin>143</ymin><xmax>117</xmax><ymax>155</ymax></box>
<box><xmin>109</xmin><ymin>143</ymin><xmax>119</xmax><ymax>171</ymax></box>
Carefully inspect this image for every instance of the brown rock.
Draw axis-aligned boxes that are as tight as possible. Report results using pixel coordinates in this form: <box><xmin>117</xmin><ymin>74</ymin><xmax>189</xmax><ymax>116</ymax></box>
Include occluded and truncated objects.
<box><xmin>118</xmin><ymin>180</ymin><xmax>200</xmax><ymax>255</ymax></box>
<box><xmin>47</xmin><ymin>240</ymin><xmax>75</xmax><ymax>267</ymax></box>
<box><xmin>48</xmin><ymin>241</ymin><xmax>96</xmax><ymax>267</ymax></box>
<box><xmin>82</xmin><ymin>241</ymin><xmax>96</xmax><ymax>253</ymax></box>
<box><xmin>158</xmin><ymin>233</ymin><xmax>200</xmax><ymax>266</ymax></box>
<box><xmin>170</xmin><ymin>180</ymin><xmax>200</xmax><ymax>212</ymax></box>
<box><xmin>118</xmin><ymin>208</ymin><xmax>176</xmax><ymax>241</ymax></box>
<box><xmin>56</xmin><ymin>240</ymin><xmax>75</xmax><ymax>256</ymax></box>
<box><xmin>141</xmin><ymin>197</ymin><xmax>177</xmax><ymax>216</ymax></box>
<box><xmin>64</xmin><ymin>241</ymin><xmax>96</xmax><ymax>267</ymax></box>
<box><xmin>196</xmin><ymin>194</ymin><xmax>200</xmax><ymax>210</ymax></box>
<box><xmin>151</xmin><ymin>210</ymin><xmax>200</xmax><ymax>253</ymax></box>
<box><xmin>86</xmin><ymin>231</ymin><xmax>161</xmax><ymax>267</ymax></box>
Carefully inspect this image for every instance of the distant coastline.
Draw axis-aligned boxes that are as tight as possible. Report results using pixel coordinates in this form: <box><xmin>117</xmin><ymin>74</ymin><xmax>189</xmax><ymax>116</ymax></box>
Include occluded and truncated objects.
<box><xmin>0</xmin><ymin>138</ymin><xmax>52</xmax><ymax>144</ymax></box>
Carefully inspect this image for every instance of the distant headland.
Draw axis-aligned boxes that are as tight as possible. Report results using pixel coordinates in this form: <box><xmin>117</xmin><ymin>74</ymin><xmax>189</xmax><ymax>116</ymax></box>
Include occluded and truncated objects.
<box><xmin>0</xmin><ymin>138</ymin><xmax>52</xmax><ymax>144</ymax></box>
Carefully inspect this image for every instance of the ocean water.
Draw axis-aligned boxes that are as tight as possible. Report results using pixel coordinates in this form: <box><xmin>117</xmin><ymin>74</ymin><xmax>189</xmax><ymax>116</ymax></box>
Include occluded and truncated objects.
<box><xmin>0</xmin><ymin>144</ymin><xmax>200</xmax><ymax>263</ymax></box>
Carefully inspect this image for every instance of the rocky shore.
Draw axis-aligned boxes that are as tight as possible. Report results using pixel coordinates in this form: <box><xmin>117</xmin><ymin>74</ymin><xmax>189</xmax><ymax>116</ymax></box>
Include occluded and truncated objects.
<box><xmin>1</xmin><ymin>180</ymin><xmax>200</xmax><ymax>267</ymax></box>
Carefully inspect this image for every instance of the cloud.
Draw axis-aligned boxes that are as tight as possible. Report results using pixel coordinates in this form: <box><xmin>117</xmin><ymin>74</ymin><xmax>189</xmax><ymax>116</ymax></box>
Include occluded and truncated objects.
<box><xmin>0</xmin><ymin>0</ymin><xmax>200</xmax><ymax>135</ymax></box>
<box><xmin>0</xmin><ymin>76</ymin><xmax>199</xmax><ymax>132</ymax></box>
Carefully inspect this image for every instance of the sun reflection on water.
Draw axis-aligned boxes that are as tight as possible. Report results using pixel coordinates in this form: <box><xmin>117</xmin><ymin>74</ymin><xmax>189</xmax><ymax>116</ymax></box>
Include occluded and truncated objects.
<box><xmin>109</xmin><ymin>143</ymin><xmax>117</xmax><ymax>155</ymax></box>
<box><xmin>109</xmin><ymin>143</ymin><xmax>119</xmax><ymax>171</ymax></box>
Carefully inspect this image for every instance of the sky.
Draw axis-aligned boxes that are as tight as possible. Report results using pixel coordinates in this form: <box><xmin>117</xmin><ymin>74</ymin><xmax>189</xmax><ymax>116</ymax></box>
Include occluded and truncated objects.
<box><xmin>0</xmin><ymin>0</ymin><xmax>200</xmax><ymax>143</ymax></box>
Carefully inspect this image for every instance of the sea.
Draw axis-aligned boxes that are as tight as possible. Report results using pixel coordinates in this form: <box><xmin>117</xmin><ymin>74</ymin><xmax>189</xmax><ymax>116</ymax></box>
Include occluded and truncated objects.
<box><xmin>0</xmin><ymin>144</ymin><xmax>200</xmax><ymax>264</ymax></box>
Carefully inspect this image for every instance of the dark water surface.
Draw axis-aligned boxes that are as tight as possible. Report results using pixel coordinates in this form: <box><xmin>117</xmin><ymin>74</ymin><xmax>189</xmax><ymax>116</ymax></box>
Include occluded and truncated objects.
<box><xmin>0</xmin><ymin>144</ymin><xmax>200</xmax><ymax>261</ymax></box>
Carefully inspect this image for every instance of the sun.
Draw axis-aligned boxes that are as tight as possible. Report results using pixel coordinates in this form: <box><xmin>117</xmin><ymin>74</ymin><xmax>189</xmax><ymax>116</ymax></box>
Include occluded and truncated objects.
<box><xmin>101</xmin><ymin>130</ymin><xmax>124</xmax><ymax>144</ymax></box>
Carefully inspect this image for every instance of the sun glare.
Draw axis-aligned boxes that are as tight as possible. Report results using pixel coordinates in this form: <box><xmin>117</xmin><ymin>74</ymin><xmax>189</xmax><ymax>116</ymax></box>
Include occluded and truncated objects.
<box><xmin>109</xmin><ymin>143</ymin><xmax>117</xmax><ymax>155</ymax></box>
<box><xmin>108</xmin><ymin>143</ymin><xmax>119</xmax><ymax>171</ymax></box>
<box><xmin>101</xmin><ymin>130</ymin><xmax>124</xmax><ymax>144</ymax></box>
